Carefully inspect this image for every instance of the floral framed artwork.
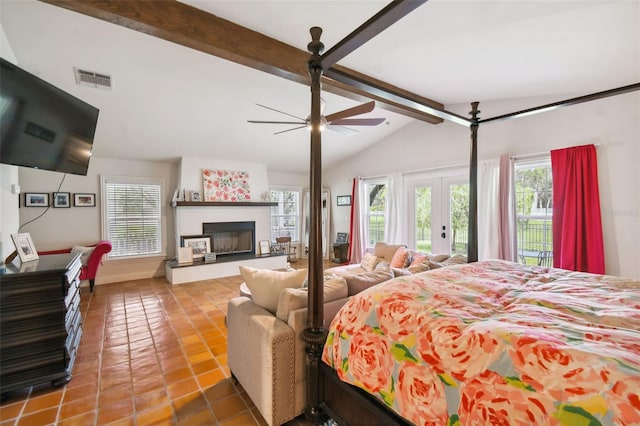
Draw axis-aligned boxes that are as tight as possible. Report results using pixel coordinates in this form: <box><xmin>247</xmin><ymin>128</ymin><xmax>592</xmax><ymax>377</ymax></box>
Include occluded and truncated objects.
<box><xmin>53</xmin><ymin>192</ymin><xmax>71</xmax><ymax>208</ymax></box>
<box><xmin>25</xmin><ymin>192</ymin><xmax>49</xmax><ymax>207</ymax></box>
<box><xmin>202</xmin><ymin>169</ymin><xmax>251</xmax><ymax>202</ymax></box>
<box><xmin>180</xmin><ymin>235</ymin><xmax>211</xmax><ymax>259</ymax></box>
<box><xmin>74</xmin><ymin>193</ymin><xmax>96</xmax><ymax>207</ymax></box>
<box><xmin>11</xmin><ymin>233</ymin><xmax>39</xmax><ymax>262</ymax></box>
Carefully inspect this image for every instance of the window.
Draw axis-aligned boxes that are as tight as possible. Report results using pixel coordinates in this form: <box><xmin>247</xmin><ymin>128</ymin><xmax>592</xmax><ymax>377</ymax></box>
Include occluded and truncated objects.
<box><xmin>270</xmin><ymin>189</ymin><xmax>300</xmax><ymax>242</ymax></box>
<box><xmin>363</xmin><ymin>180</ymin><xmax>386</xmax><ymax>247</ymax></box>
<box><xmin>514</xmin><ymin>159</ymin><xmax>553</xmax><ymax>266</ymax></box>
<box><xmin>101</xmin><ymin>176</ymin><xmax>163</xmax><ymax>258</ymax></box>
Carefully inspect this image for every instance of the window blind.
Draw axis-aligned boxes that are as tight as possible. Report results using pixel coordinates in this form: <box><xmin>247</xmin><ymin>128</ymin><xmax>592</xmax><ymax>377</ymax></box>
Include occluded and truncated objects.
<box><xmin>104</xmin><ymin>181</ymin><xmax>162</xmax><ymax>257</ymax></box>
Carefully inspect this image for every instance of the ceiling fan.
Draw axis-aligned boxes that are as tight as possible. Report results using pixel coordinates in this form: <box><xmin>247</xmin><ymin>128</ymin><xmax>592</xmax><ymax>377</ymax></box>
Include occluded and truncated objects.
<box><xmin>247</xmin><ymin>99</ymin><xmax>386</xmax><ymax>135</ymax></box>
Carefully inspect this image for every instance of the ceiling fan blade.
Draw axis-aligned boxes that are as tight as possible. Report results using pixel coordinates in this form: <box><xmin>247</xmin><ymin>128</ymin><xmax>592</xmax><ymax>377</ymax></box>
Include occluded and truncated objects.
<box><xmin>328</xmin><ymin>125</ymin><xmax>358</xmax><ymax>134</ymax></box>
<box><xmin>325</xmin><ymin>101</ymin><xmax>375</xmax><ymax>122</ymax></box>
<box><xmin>247</xmin><ymin>120</ymin><xmax>306</xmax><ymax>125</ymax></box>
<box><xmin>256</xmin><ymin>103</ymin><xmax>306</xmax><ymax>121</ymax></box>
<box><xmin>273</xmin><ymin>125</ymin><xmax>308</xmax><ymax>135</ymax></box>
<box><xmin>329</xmin><ymin>118</ymin><xmax>386</xmax><ymax>126</ymax></box>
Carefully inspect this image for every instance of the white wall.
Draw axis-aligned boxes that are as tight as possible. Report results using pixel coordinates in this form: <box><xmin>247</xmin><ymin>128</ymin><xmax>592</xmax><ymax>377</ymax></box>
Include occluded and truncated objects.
<box><xmin>325</xmin><ymin>93</ymin><xmax>640</xmax><ymax>278</ymax></box>
<box><xmin>178</xmin><ymin>157</ymin><xmax>270</xmax><ymax>201</ymax></box>
<box><xmin>0</xmin><ymin>23</ymin><xmax>20</xmax><ymax>263</ymax></box>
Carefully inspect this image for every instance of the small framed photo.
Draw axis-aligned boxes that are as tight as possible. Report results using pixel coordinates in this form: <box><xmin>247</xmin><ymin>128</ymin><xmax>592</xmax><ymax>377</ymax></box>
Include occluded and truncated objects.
<box><xmin>191</xmin><ymin>191</ymin><xmax>201</xmax><ymax>202</ymax></box>
<box><xmin>11</xmin><ymin>233</ymin><xmax>39</xmax><ymax>262</ymax></box>
<box><xmin>25</xmin><ymin>192</ymin><xmax>49</xmax><ymax>207</ymax></box>
<box><xmin>337</xmin><ymin>195</ymin><xmax>352</xmax><ymax>206</ymax></box>
<box><xmin>74</xmin><ymin>193</ymin><xmax>96</xmax><ymax>207</ymax></box>
<box><xmin>53</xmin><ymin>192</ymin><xmax>71</xmax><ymax>208</ymax></box>
<box><xmin>181</xmin><ymin>235</ymin><xmax>211</xmax><ymax>259</ymax></box>
<box><xmin>259</xmin><ymin>240</ymin><xmax>270</xmax><ymax>255</ymax></box>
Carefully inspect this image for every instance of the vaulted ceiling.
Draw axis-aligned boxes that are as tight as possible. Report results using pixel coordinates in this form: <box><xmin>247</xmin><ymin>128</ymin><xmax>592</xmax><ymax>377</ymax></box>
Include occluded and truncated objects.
<box><xmin>1</xmin><ymin>1</ymin><xmax>638</xmax><ymax>173</ymax></box>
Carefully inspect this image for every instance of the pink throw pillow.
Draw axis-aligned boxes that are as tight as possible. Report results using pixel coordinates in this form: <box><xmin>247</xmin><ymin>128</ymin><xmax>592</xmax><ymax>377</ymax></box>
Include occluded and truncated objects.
<box><xmin>390</xmin><ymin>247</ymin><xmax>409</xmax><ymax>268</ymax></box>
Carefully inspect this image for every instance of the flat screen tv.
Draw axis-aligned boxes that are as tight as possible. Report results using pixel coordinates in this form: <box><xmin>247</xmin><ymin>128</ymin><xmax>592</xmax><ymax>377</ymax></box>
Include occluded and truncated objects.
<box><xmin>0</xmin><ymin>57</ymin><xmax>99</xmax><ymax>176</ymax></box>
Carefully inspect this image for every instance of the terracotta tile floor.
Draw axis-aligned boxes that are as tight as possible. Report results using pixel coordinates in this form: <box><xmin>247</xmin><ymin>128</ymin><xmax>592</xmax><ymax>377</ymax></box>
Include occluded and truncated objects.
<box><xmin>0</xmin><ymin>264</ymin><xmax>319</xmax><ymax>426</ymax></box>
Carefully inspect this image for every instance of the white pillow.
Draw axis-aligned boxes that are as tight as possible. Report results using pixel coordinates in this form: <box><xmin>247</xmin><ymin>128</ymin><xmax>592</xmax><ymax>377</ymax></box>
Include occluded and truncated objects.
<box><xmin>239</xmin><ymin>266</ymin><xmax>307</xmax><ymax>314</ymax></box>
<box><xmin>360</xmin><ymin>252</ymin><xmax>378</xmax><ymax>272</ymax></box>
<box><xmin>71</xmin><ymin>245</ymin><xmax>94</xmax><ymax>266</ymax></box>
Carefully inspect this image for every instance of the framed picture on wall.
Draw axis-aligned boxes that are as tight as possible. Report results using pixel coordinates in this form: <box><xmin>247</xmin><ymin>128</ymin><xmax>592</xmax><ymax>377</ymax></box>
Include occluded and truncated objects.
<box><xmin>337</xmin><ymin>195</ymin><xmax>351</xmax><ymax>206</ymax></box>
<box><xmin>53</xmin><ymin>192</ymin><xmax>71</xmax><ymax>208</ymax></box>
<box><xmin>25</xmin><ymin>192</ymin><xmax>49</xmax><ymax>207</ymax></box>
<box><xmin>74</xmin><ymin>193</ymin><xmax>96</xmax><ymax>207</ymax></box>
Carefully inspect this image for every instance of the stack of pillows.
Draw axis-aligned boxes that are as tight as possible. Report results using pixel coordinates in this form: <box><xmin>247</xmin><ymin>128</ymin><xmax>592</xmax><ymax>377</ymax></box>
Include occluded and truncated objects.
<box><xmin>330</xmin><ymin>242</ymin><xmax>467</xmax><ymax>296</ymax></box>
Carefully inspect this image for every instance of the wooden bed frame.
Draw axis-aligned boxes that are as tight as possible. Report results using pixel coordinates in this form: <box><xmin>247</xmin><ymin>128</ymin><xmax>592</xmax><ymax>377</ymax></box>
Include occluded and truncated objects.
<box><xmin>301</xmin><ymin>1</ymin><xmax>640</xmax><ymax>424</ymax></box>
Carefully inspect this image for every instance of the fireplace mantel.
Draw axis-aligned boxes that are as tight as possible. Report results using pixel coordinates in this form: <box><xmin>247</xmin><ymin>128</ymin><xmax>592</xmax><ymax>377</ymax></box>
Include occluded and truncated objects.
<box><xmin>175</xmin><ymin>201</ymin><xmax>277</xmax><ymax>207</ymax></box>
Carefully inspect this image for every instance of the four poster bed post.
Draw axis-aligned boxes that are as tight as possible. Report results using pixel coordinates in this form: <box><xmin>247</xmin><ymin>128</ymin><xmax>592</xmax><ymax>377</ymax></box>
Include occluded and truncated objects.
<box><xmin>302</xmin><ymin>26</ymin><xmax>328</xmax><ymax>421</ymax></box>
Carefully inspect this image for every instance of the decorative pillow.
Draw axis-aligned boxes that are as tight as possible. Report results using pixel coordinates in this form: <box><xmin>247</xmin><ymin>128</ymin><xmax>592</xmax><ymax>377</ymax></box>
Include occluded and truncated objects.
<box><xmin>360</xmin><ymin>252</ymin><xmax>379</xmax><ymax>272</ymax></box>
<box><xmin>343</xmin><ymin>268</ymin><xmax>394</xmax><ymax>296</ymax></box>
<box><xmin>407</xmin><ymin>262</ymin><xmax>431</xmax><ymax>274</ymax></box>
<box><xmin>71</xmin><ymin>245</ymin><xmax>94</xmax><ymax>266</ymax></box>
<box><xmin>275</xmin><ymin>275</ymin><xmax>348</xmax><ymax>322</ymax></box>
<box><xmin>390</xmin><ymin>247</ymin><xmax>410</xmax><ymax>268</ymax></box>
<box><xmin>239</xmin><ymin>266</ymin><xmax>307</xmax><ymax>314</ymax></box>
<box><xmin>391</xmin><ymin>267</ymin><xmax>412</xmax><ymax>277</ymax></box>
<box><xmin>428</xmin><ymin>254</ymin><xmax>467</xmax><ymax>269</ymax></box>
<box><xmin>409</xmin><ymin>252</ymin><xmax>428</xmax><ymax>267</ymax></box>
<box><xmin>373</xmin><ymin>242</ymin><xmax>404</xmax><ymax>262</ymax></box>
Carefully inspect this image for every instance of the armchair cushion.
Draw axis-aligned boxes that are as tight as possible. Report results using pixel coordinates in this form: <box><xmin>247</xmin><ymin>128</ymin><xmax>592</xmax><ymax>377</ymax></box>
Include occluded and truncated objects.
<box><xmin>275</xmin><ymin>275</ymin><xmax>347</xmax><ymax>322</ymax></box>
<box><xmin>239</xmin><ymin>266</ymin><xmax>307</xmax><ymax>314</ymax></box>
<box><xmin>343</xmin><ymin>267</ymin><xmax>394</xmax><ymax>296</ymax></box>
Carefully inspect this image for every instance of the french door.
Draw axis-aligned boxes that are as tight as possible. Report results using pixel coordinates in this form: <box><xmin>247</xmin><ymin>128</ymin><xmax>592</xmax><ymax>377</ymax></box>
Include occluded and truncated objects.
<box><xmin>407</xmin><ymin>176</ymin><xmax>469</xmax><ymax>256</ymax></box>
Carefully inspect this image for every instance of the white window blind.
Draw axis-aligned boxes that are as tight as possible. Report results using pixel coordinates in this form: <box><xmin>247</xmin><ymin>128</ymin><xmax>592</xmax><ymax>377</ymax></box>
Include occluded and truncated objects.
<box><xmin>102</xmin><ymin>177</ymin><xmax>163</xmax><ymax>258</ymax></box>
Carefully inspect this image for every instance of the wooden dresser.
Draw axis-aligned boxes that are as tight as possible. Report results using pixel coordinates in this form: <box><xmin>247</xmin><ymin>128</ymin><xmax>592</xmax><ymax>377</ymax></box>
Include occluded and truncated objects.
<box><xmin>0</xmin><ymin>253</ymin><xmax>83</xmax><ymax>397</ymax></box>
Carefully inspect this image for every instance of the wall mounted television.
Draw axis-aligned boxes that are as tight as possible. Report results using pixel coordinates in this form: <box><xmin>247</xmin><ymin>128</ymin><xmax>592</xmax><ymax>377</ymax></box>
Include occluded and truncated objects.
<box><xmin>0</xmin><ymin>57</ymin><xmax>99</xmax><ymax>176</ymax></box>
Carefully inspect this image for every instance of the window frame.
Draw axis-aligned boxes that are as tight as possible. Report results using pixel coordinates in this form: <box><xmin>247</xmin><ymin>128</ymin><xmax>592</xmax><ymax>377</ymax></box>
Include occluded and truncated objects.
<box><xmin>514</xmin><ymin>156</ymin><xmax>553</xmax><ymax>265</ymax></box>
<box><xmin>362</xmin><ymin>178</ymin><xmax>387</xmax><ymax>249</ymax></box>
<box><xmin>100</xmin><ymin>175</ymin><xmax>165</xmax><ymax>260</ymax></box>
<box><xmin>269</xmin><ymin>186</ymin><xmax>302</xmax><ymax>243</ymax></box>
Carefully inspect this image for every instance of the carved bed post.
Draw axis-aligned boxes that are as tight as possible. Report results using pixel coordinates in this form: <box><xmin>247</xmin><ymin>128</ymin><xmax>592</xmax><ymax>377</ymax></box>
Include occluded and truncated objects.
<box><xmin>468</xmin><ymin>102</ymin><xmax>480</xmax><ymax>263</ymax></box>
<box><xmin>302</xmin><ymin>26</ymin><xmax>328</xmax><ymax>422</ymax></box>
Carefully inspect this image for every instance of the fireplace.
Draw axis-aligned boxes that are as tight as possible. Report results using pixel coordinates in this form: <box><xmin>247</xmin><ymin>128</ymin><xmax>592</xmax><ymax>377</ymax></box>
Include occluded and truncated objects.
<box><xmin>203</xmin><ymin>221</ymin><xmax>255</xmax><ymax>257</ymax></box>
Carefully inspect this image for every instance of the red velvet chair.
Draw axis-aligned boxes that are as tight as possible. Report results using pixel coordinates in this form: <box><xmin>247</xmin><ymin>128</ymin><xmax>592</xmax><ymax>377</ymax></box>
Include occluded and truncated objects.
<box><xmin>39</xmin><ymin>240</ymin><xmax>112</xmax><ymax>292</ymax></box>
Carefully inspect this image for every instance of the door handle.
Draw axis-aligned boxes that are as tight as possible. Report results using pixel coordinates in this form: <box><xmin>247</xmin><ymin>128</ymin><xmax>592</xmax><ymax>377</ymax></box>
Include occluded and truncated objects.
<box><xmin>441</xmin><ymin>225</ymin><xmax>446</xmax><ymax>239</ymax></box>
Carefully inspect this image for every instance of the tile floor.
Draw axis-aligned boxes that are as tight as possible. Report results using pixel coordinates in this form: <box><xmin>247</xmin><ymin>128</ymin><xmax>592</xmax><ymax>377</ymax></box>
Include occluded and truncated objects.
<box><xmin>0</xmin><ymin>262</ymin><xmax>320</xmax><ymax>426</ymax></box>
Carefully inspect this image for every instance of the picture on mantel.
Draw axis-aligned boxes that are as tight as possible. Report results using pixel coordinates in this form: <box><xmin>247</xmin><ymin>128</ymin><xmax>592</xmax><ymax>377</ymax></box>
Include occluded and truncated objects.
<box><xmin>202</xmin><ymin>169</ymin><xmax>251</xmax><ymax>202</ymax></box>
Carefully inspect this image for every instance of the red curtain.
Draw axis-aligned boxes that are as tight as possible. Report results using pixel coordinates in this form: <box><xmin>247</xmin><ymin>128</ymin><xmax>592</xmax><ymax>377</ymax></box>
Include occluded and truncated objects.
<box><xmin>550</xmin><ymin>144</ymin><xmax>605</xmax><ymax>273</ymax></box>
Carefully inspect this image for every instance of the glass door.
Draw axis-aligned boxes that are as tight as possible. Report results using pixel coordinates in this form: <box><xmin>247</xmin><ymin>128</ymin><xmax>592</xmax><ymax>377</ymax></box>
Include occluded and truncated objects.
<box><xmin>408</xmin><ymin>176</ymin><xmax>468</xmax><ymax>256</ymax></box>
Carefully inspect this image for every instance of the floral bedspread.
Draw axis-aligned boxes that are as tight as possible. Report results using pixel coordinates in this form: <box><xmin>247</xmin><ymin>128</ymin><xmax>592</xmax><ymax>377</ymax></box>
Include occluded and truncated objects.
<box><xmin>322</xmin><ymin>260</ymin><xmax>640</xmax><ymax>425</ymax></box>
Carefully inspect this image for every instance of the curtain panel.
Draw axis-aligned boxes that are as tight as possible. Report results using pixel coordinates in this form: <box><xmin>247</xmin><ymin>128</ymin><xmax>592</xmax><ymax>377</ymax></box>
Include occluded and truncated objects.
<box><xmin>349</xmin><ymin>177</ymin><xmax>365</xmax><ymax>264</ymax></box>
<box><xmin>550</xmin><ymin>144</ymin><xmax>605</xmax><ymax>273</ymax></box>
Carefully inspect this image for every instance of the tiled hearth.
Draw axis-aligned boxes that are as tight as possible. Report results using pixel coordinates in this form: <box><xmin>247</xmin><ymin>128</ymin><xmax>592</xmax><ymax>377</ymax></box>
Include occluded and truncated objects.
<box><xmin>0</xmin><ymin>262</ymin><xmax>322</xmax><ymax>426</ymax></box>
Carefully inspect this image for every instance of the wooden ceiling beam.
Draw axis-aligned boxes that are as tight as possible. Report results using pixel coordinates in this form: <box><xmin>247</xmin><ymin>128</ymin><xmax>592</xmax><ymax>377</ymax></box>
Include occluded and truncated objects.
<box><xmin>41</xmin><ymin>0</ymin><xmax>444</xmax><ymax>125</ymax></box>
<box><xmin>321</xmin><ymin>0</ymin><xmax>427</xmax><ymax>69</ymax></box>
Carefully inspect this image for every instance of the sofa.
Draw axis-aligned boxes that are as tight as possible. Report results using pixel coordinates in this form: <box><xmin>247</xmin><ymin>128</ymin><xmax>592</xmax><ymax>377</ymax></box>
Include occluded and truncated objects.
<box><xmin>324</xmin><ymin>241</ymin><xmax>467</xmax><ymax>295</ymax></box>
<box><xmin>227</xmin><ymin>266</ymin><xmax>350</xmax><ymax>426</ymax></box>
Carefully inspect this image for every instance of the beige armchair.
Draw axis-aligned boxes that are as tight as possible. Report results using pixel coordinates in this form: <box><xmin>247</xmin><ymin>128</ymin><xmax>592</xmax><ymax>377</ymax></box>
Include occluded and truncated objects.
<box><xmin>227</xmin><ymin>273</ymin><xmax>349</xmax><ymax>426</ymax></box>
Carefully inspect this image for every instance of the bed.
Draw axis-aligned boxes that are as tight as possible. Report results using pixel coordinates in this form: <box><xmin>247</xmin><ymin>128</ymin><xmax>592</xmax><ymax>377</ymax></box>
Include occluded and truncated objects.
<box><xmin>321</xmin><ymin>260</ymin><xmax>640</xmax><ymax>425</ymax></box>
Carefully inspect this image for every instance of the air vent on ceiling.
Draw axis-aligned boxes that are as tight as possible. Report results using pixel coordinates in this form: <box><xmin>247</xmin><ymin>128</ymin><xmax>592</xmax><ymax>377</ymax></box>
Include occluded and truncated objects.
<box><xmin>74</xmin><ymin>68</ymin><xmax>112</xmax><ymax>90</ymax></box>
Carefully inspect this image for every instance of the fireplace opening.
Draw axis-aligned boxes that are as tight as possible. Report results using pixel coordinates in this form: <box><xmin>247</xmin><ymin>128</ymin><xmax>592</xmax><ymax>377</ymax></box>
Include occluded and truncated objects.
<box><xmin>203</xmin><ymin>221</ymin><xmax>255</xmax><ymax>257</ymax></box>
